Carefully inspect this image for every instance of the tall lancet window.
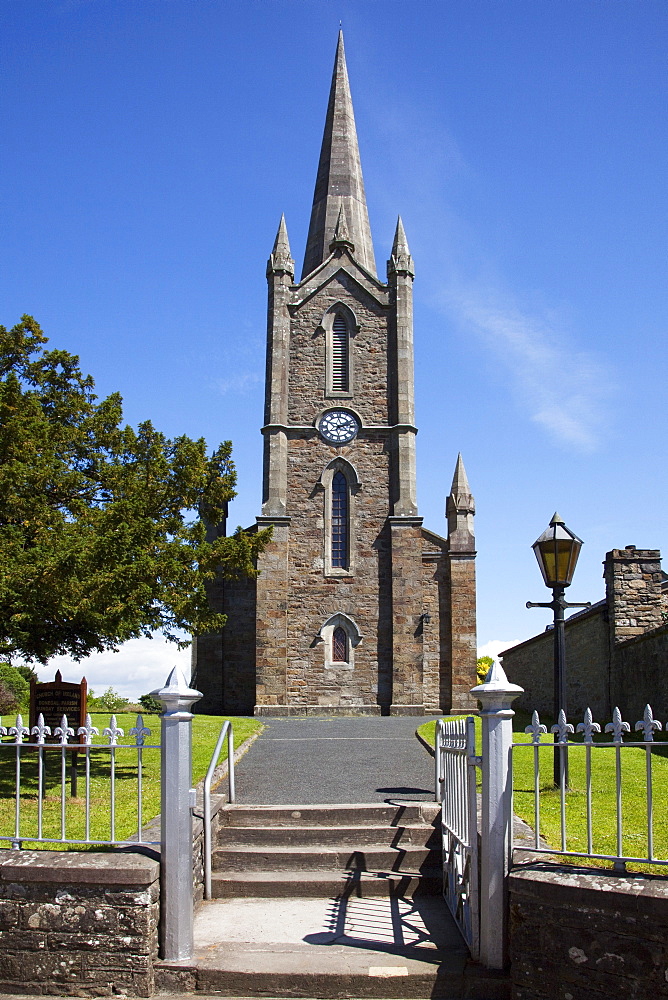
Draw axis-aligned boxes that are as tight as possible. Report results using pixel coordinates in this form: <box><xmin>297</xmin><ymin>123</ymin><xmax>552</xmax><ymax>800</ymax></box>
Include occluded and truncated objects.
<box><xmin>332</xmin><ymin>626</ymin><xmax>348</xmax><ymax>662</ymax></box>
<box><xmin>331</xmin><ymin>471</ymin><xmax>348</xmax><ymax>568</ymax></box>
<box><xmin>331</xmin><ymin>314</ymin><xmax>349</xmax><ymax>392</ymax></box>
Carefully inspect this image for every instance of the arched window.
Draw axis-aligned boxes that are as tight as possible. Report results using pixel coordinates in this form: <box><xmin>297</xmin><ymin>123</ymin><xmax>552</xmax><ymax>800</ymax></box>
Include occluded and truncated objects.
<box><xmin>331</xmin><ymin>314</ymin><xmax>349</xmax><ymax>392</ymax></box>
<box><xmin>332</xmin><ymin>626</ymin><xmax>348</xmax><ymax>662</ymax></box>
<box><xmin>331</xmin><ymin>471</ymin><xmax>348</xmax><ymax>568</ymax></box>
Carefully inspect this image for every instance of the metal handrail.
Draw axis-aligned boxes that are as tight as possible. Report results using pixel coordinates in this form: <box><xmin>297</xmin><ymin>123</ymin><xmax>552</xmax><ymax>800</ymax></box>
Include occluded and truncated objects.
<box><xmin>434</xmin><ymin>718</ymin><xmax>445</xmax><ymax>801</ymax></box>
<box><xmin>203</xmin><ymin>720</ymin><xmax>235</xmax><ymax>900</ymax></box>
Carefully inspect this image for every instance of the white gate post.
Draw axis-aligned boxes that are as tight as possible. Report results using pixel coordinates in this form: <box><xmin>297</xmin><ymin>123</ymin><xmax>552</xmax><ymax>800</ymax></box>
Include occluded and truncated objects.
<box><xmin>152</xmin><ymin>666</ymin><xmax>202</xmax><ymax>962</ymax></box>
<box><xmin>472</xmin><ymin>661</ymin><xmax>523</xmax><ymax>970</ymax></box>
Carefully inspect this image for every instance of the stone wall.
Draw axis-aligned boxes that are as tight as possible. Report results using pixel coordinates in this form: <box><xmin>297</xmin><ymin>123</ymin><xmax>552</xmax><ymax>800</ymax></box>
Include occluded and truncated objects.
<box><xmin>604</xmin><ymin>546</ymin><xmax>665</xmax><ymax>645</ymax></box>
<box><xmin>610</xmin><ymin>622</ymin><xmax>668</xmax><ymax>723</ymax></box>
<box><xmin>502</xmin><ymin>605</ymin><xmax>610</xmax><ymax>720</ymax></box>
<box><xmin>510</xmin><ymin>863</ymin><xmax>668</xmax><ymax>999</ymax></box>
<box><xmin>0</xmin><ymin>851</ymin><xmax>159</xmax><ymax>997</ymax></box>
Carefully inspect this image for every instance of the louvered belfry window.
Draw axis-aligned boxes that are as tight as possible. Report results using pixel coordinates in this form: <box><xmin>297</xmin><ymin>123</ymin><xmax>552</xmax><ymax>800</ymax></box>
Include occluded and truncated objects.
<box><xmin>331</xmin><ymin>314</ymin><xmax>349</xmax><ymax>392</ymax></box>
<box><xmin>332</xmin><ymin>626</ymin><xmax>348</xmax><ymax>662</ymax></box>
<box><xmin>331</xmin><ymin>471</ymin><xmax>348</xmax><ymax>568</ymax></box>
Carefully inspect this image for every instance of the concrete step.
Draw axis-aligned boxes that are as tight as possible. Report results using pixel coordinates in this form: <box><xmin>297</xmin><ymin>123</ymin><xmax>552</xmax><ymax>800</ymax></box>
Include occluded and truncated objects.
<box><xmin>217</xmin><ymin>802</ymin><xmax>440</xmax><ymax>828</ymax></box>
<box><xmin>210</xmin><ymin>869</ymin><xmax>443</xmax><ymax>899</ymax></box>
<box><xmin>212</xmin><ymin>844</ymin><xmax>440</xmax><ymax>873</ymax></box>
<box><xmin>156</xmin><ymin>897</ymin><xmax>511</xmax><ymax>1000</ymax></box>
<box><xmin>217</xmin><ymin>823</ymin><xmax>439</xmax><ymax>848</ymax></box>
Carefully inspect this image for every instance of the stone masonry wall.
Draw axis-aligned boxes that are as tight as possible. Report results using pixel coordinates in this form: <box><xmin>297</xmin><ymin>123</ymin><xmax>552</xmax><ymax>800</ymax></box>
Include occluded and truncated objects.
<box><xmin>604</xmin><ymin>546</ymin><xmax>665</xmax><ymax>645</ymax></box>
<box><xmin>610</xmin><ymin>622</ymin><xmax>668</xmax><ymax>723</ymax></box>
<box><xmin>501</xmin><ymin>606</ymin><xmax>610</xmax><ymax>720</ymax></box>
<box><xmin>0</xmin><ymin>851</ymin><xmax>159</xmax><ymax>997</ymax></box>
<box><xmin>510</xmin><ymin>863</ymin><xmax>668</xmax><ymax>999</ymax></box>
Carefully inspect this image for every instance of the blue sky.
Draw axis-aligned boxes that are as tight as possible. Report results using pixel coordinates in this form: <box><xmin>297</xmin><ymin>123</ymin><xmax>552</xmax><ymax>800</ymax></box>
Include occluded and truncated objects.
<box><xmin>2</xmin><ymin>0</ymin><xmax>667</xmax><ymax>698</ymax></box>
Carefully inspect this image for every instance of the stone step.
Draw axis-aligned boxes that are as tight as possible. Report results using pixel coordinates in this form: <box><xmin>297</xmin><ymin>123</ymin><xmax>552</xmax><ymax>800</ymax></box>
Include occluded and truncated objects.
<box><xmin>209</xmin><ymin>868</ymin><xmax>443</xmax><ymax>899</ymax></box>
<box><xmin>156</xmin><ymin>897</ymin><xmax>511</xmax><ymax>1000</ymax></box>
<box><xmin>217</xmin><ymin>802</ymin><xmax>440</xmax><ymax>828</ymax></box>
<box><xmin>212</xmin><ymin>844</ymin><xmax>440</xmax><ymax>873</ymax></box>
<box><xmin>216</xmin><ymin>823</ymin><xmax>440</xmax><ymax>848</ymax></box>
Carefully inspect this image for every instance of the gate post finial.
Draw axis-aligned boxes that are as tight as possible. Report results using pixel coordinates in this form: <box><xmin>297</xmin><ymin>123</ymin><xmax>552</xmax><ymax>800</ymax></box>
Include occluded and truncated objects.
<box><xmin>472</xmin><ymin>661</ymin><xmax>523</xmax><ymax>971</ymax></box>
<box><xmin>152</xmin><ymin>666</ymin><xmax>202</xmax><ymax>962</ymax></box>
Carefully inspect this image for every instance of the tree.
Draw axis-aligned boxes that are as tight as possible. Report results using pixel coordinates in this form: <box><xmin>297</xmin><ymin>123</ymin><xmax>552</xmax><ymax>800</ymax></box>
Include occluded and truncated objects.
<box><xmin>0</xmin><ymin>316</ymin><xmax>271</xmax><ymax>663</ymax></box>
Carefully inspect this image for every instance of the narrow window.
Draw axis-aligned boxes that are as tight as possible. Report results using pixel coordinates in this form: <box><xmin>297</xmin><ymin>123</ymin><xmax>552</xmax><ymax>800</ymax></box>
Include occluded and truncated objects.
<box><xmin>331</xmin><ymin>314</ymin><xmax>349</xmax><ymax>392</ymax></box>
<box><xmin>331</xmin><ymin>471</ymin><xmax>348</xmax><ymax>568</ymax></box>
<box><xmin>332</xmin><ymin>626</ymin><xmax>348</xmax><ymax>662</ymax></box>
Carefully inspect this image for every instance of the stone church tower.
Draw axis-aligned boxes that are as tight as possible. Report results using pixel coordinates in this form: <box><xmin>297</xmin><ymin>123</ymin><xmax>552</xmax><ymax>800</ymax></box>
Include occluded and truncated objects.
<box><xmin>194</xmin><ymin>33</ymin><xmax>477</xmax><ymax>716</ymax></box>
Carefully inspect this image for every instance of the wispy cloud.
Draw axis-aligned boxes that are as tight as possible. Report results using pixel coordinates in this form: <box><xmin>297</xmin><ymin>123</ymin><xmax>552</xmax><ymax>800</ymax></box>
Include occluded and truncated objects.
<box><xmin>213</xmin><ymin>372</ymin><xmax>262</xmax><ymax>396</ymax></box>
<box><xmin>445</xmin><ymin>286</ymin><xmax>611</xmax><ymax>451</ymax></box>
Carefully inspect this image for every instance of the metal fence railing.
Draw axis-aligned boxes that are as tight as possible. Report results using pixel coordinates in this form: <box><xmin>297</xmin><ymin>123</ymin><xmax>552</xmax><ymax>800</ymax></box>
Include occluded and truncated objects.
<box><xmin>435</xmin><ymin>716</ymin><xmax>480</xmax><ymax>958</ymax></box>
<box><xmin>512</xmin><ymin>704</ymin><xmax>668</xmax><ymax>872</ymax></box>
<box><xmin>0</xmin><ymin>711</ymin><xmax>160</xmax><ymax>848</ymax></box>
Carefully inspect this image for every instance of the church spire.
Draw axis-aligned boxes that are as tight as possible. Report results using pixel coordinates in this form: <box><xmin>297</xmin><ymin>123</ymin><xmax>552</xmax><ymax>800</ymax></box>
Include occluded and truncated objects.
<box><xmin>301</xmin><ymin>31</ymin><xmax>377</xmax><ymax>280</ymax></box>
<box><xmin>446</xmin><ymin>454</ymin><xmax>476</xmax><ymax>553</ymax></box>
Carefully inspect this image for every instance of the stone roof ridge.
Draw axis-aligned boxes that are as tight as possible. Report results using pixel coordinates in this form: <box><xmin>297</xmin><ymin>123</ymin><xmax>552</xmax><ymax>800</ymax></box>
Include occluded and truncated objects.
<box><xmin>301</xmin><ymin>30</ymin><xmax>377</xmax><ymax>281</ymax></box>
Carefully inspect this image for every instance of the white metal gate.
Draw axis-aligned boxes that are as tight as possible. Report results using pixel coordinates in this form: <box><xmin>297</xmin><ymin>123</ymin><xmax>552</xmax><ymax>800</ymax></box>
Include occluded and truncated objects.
<box><xmin>435</xmin><ymin>716</ymin><xmax>480</xmax><ymax>958</ymax></box>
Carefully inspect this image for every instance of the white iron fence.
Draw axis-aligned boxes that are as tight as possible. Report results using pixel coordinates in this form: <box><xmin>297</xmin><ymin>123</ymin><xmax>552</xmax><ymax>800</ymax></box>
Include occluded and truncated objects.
<box><xmin>512</xmin><ymin>703</ymin><xmax>668</xmax><ymax>872</ymax></box>
<box><xmin>0</xmin><ymin>711</ymin><xmax>160</xmax><ymax>848</ymax></box>
<box><xmin>435</xmin><ymin>717</ymin><xmax>480</xmax><ymax>959</ymax></box>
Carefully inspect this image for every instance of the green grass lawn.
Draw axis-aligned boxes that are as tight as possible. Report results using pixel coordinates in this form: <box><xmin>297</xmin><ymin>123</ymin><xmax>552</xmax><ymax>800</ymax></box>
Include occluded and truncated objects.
<box><xmin>419</xmin><ymin>713</ymin><xmax>668</xmax><ymax>875</ymax></box>
<box><xmin>0</xmin><ymin>713</ymin><xmax>262</xmax><ymax>849</ymax></box>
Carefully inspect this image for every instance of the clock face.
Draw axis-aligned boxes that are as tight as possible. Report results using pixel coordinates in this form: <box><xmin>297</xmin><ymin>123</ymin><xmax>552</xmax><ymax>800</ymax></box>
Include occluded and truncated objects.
<box><xmin>318</xmin><ymin>409</ymin><xmax>360</xmax><ymax>444</ymax></box>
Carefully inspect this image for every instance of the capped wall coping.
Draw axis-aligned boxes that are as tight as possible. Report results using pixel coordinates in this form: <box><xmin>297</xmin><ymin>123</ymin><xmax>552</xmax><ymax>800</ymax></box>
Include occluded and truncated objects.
<box><xmin>500</xmin><ymin>600</ymin><xmax>606</xmax><ymax>658</ymax></box>
<box><xmin>0</xmin><ymin>849</ymin><xmax>159</xmax><ymax>885</ymax></box>
<box><xmin>510</xmin><ymin>862</ymin><xmax>668</xmax><ymax>915</ymax></box>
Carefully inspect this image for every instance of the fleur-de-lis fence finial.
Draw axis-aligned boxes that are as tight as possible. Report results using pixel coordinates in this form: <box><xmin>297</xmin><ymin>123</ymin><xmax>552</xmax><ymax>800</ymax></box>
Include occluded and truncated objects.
<box><xmin>551</xmin><ymin>709</ymin><xmax>574</xmax><ymax>744</ymax></box>
<box><xmin>130</xmin><ymin>714</ymin><xmax>151</xmax><ymax>746</ymax></box>
<box><xmin>0</xmin><ymin>719</ymin><xmax>6</xmax><ymax>737</ymax></box>
<box><xmin>635</xmin><ymin>704</ymin><xmax>662</xmax><ymax>743</ymax></box>
<box><xmin>31</xmin><ymin>713</ymin><xmax>52</xmax><ymax>745</ymax></box>
<box><xmin>605</xmin><ymin>706</ymin><xmax>631</xmax><ymax>743</ymax></box>
<box><xmin>576</xmin><ymin>707</ymin><xmax>601</xmax><ymax>744</ymax></box>
<box><xmin>103</xmin><ymin>715</ymin><xmax>124</xmax><ymax>746</ymax></box>
<box><xmin>54</xmin><ymin>714</ymin><xmax>74</xmax><ymax>745</ymax></box>
<box><xmin>9</xmin><ymin>714</ymin><xmax>29</xmax><ymax>743</ymax></box>
<box><xmin>77</xmin><ymin>714</ymin><xmax>99</xmax><ymax>746</ymax></box>
<box><xmin>525</xmin><ymin>710</ymin><xmax>547</xmax><ymax>744</ymax></box>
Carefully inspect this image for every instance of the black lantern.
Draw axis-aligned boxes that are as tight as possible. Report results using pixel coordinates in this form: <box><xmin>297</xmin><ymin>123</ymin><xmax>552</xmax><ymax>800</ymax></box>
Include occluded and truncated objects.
<box><xmin>527</xmin><ymin>513</ymin><xmax>590</xmax><ymax>787</ymax></box>
<box><xmin>532</xmin><ymin>513</ymin><xmax>583</xmax><ymax>589</ymax></box>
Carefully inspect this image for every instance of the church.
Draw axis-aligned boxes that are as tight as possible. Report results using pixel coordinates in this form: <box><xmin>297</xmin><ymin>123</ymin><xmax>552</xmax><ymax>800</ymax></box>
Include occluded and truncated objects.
<box><xmin>193</xmin><ymin>33</ymin><xmax>477</xmax><ymax>717</ymax></box>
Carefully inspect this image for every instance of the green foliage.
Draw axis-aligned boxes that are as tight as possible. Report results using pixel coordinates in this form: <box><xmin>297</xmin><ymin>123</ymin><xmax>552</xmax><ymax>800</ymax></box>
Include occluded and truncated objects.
<box><xmin>0</xmin><ymin>680</ymin><xmax>19</xmax><ymax>715</ymax></box>
<box><xmin>87</xmin><ymin>686</ymin><xmax>129</xmax><ymax>712</ymax></box>
<box><xmin>139</xmin><ymin>693</ymin><xmax>162</xmax><ymax>713</ymax></box>
<box><xmin>477</xmin><ymin>655</ymin><xmax>494</xmax><ymax>683</ymax></box>
<box><xmin>0</xmin><ymin>316</ymin><xmax>272</xmax><ymax>663</ymax></box>
<box><xmin>0</xmin><ymin>663</ymin><xmax>29</xmax><ymax>710</ymax></box>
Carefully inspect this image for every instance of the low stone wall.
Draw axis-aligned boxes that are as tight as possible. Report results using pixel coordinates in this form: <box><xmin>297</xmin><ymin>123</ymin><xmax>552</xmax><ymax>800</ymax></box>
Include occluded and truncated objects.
<box><xmin>510</xmin><ymin>862</ymin><xmax>668</xmax><ymax>999</ymax></box>
<box><xmin>610</xmin><ymin>623</ymin><xmax>668</xmax><ymax>723</ymax></box>
<box><xmin>0</xmin><ymin>850</ymin><xmax>160</xmax><ymax>997</ymax></box>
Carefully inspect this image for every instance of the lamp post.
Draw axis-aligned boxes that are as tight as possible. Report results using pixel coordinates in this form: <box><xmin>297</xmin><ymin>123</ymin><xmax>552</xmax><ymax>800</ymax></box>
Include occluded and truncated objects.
<box><xmin>527</xmin><ymin>513</ymin><xmax>590</xmax><ymax>787</ymax></box>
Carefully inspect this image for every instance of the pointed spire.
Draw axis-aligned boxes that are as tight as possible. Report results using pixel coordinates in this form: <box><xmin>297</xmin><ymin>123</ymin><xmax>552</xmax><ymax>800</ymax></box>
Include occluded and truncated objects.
<box><xmin>446</xmin><ymin>454</ymin><xmax>475</xmax><ymax>553</ymax></box>
<box><xmin>301</xmin><ymin>31</ymin><xmax>376</xmax><ymax>280</ymax></box>
<box><xmin>267</xmin><ymin>214</ymin><xmax>294</xmax><ymax>278</ymax></box>
<box><xmin>329</xmin><ymin>203</ymin><xmax>354</xmax><ymax>252</ymax></box>
<box><xmin>450</xmin><ymin>453</ymin><xmax>472</xmax><ymax>499</ymax></box>
<box><xmin>387</xmin><ymin>216</ymin><xmax>414</xmax><ymax>279</ymax></box>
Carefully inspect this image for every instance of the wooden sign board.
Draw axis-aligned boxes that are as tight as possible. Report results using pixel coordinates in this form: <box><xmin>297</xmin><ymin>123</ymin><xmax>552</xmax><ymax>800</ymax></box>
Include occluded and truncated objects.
<box><xmin>29</xmin><ymin>670</ymin><xmax>87</xmax><ymax>745</ymax></box>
